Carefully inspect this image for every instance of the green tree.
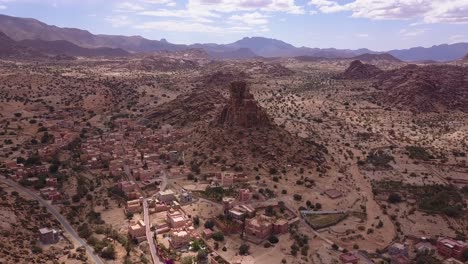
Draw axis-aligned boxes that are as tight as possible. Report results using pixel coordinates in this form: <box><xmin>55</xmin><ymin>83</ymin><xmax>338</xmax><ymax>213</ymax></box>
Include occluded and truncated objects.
<box><xmin>239</xmin><ymin>244</ymin><xmax>250</xmax><ymax>255</ymax></box>
<box><xmin>197</xmin><ymin>249</ymin><xmax>208</xmax><ymax>261</ymax></box>
<box><xmin>268</xmin><ymin>235</ymin><xmax>279</xmax><ymax>244</ymax></box>
<box><xmin>212</xmin><ymin>232</ymin><xmax>224</xmax><ymax>242</ymax></box>
<box><xmin>100</xmin><ymin>244</ymin><xmax>116</xmax><ymax>259</ymax></box>
<box><xmin>463</xmin><ymin>248</ymin><xmax>468</xmax><ymax>262</ymax></box>
<box><xmin>204</xmin><ymin>219</ymin><xmax>215</xmax><ymax>229</ymax></box>
<box><xmin>388</xmin><ymin>193</ymin><xmax>402</xmax><ymax>204</ymax></box>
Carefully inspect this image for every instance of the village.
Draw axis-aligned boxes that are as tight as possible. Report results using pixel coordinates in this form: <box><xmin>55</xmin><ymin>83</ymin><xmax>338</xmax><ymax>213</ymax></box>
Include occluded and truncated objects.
<box><xmin>1</xmin><ymin>98</ymin><xmax>467</xmax><ymax>264</ymax></box>
<box><xmin>0</xmin><ymin>44</ymin><xmax>466</xmax><ymax>264</ymax></box>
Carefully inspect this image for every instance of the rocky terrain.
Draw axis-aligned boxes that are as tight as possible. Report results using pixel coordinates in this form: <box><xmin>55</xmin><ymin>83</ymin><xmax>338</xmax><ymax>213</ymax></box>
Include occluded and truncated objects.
<box><xmin>339</xmin><ymin>60</ymin><xmax>383</xmax><ymax>79</ymax></box>
<box><xmin>217</xmin><ymin>81</ymin><xmax>271</xmax><ymax>128</ymax></box>
<box><xmin>199</xmin><ymin>70</ymin><xmax>251</xmax><ymax>89</ymax></box>
<box><xmin>19</xmin><ymin>39</ymin><xmax>129</xmax><ymax>57</ymax></box>
<box><xmin>144</xmin><ymin>88</ymin><xmax>225</xmax><ymax>127</ymax></box>
<box><xmin>0</xmin><ymin>19</ymin><xmax>467</xmax><ymax>263</ymax></box>
<box><xmin>0</xmin><ymin>31</ymin><xmax>42</xmax><ymax>59</ymax></box>
<box><xmin>350</xmin><ymin>53</ymin><xmax>402</xmax><ymax>63</ymax></box>
<box><xmin>373</xmin><ymin>64</ymin><xmax>468</xmax><ymax>112</ymax></box>
<box><xmin>0</xmin><ymin>184</ymin><xmax>74</xmax><ymax>264</ymax></box>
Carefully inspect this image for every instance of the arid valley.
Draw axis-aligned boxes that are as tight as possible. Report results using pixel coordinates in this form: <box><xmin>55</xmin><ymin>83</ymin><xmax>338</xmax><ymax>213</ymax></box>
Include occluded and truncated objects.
<box><xmin>0</xmin><ymin>7</ymin><xmax>468</xmax><ymax>264</ymax></box>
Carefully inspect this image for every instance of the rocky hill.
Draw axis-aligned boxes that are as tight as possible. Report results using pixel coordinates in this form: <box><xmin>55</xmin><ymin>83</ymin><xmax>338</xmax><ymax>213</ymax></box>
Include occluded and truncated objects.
<box><xmin>0</xmin><ymin>185</ymin><xmax>74</xmax><ymax>263</ymax></box>
<box><xmin>388</xmin><ymin>43</ymin><xmax>468</xmax><ymax>62</ymax></box>
<box><xmin>217</xmin><ymin>81</ymin><xmax>271</xmax><ymax>128</ymax></box>
<box><xmin>208</xmin><ymin>47</ymin><xmax>258</xmax><ymax>59</ymax></box>
<box><xmin>143</xmin><ymin>80</ymin><xmax>328</xmax><ymax>172</ymax></box>
<box><xmin>0</xmin><ymin>14</ymin><xmax>185</xmax><ymax>53</ymax></box>
<box><xmin>0</xmin><ymin>31</ymin><xmax>42</xmax><ymax>58</ymax></box>
<box><xmin>200</xmin><ymin>71</ymin><xmax>251</xmax><ymax>89</ymax></box>
<box><xmin>351</xmin><ymin>53</ymin><xmax>401</xmax><ymax>63</ymax></box>
<box><xmin>373</xmin><ymin>64</ymin><xmax>468</xmax><ymax>112</ymax></box>
<box><xmin>186</xmin><ymin>81</ymin><xmax>328</xmax><ymax>170</ymax></box>
<box><xmin>125</xmin><ymin>55</ymin><xmax>199</xmax><ymax>71</ymax></box>
<box><xmin>339</xmin><ymin>60</ymin><xmax>383</xmax><ymax>80</ymax></box>
<box><xmin>19</xmin><ymin>39</ymin><xmax>129</xmax><ymax>57</ymax></box>
<box><xmin>144</xmin><ymin>89</ymin><xmax>225</xmax><ymax>127</ymax></box>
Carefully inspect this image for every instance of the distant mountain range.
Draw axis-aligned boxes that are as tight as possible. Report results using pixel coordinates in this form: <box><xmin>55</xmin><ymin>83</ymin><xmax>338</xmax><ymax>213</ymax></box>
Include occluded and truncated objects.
<box><xmin>18</xmin><ymin>39</ymin><xmax>129</xmax><ymax>57</ymax></box>
<box><xmin>0</xmin><ymin>31</ymin><xmax>42</xmax><ymax>58</ymax></box>
<box><xmin>0</xmin><ymin>14</ymin><xmax>467</xmax><ymax>61</ymax></box>
<box><xmin>388</xmin><ymin>43</ymin><xmax>468</xmax><ymax>62</ymax></box>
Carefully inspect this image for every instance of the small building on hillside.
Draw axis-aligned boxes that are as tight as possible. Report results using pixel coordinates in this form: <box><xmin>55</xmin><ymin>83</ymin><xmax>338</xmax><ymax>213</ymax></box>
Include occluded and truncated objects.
<box><xmin>325</xmin><ymin>189</ymin><xmax>343</xmax><ymax>199</ymax></box>
<box><xmin>388</xmin><ymin>242</ymin><xmax>409</xmax><ymax>256</ymax></box>
<box><xmin>167</xmin><ymin>210</ymin><xmax>190</xmax><ymax>228</ymax></box>
<box><xmin>437</xmin><ymin>238</ymin><xmax>467</xmax><ymax>261</ymax></box>
<box><xmin>39</xmin><ymin>228</ymin><xmax>59</xmax><ymax>244</ymax></box>
<box><xmin>157</xmin><ymin>189</ymin><xmax>176</xmax><ymax>203</ymax></box>
<box><xmin>339</xmin><ymin>253</ymin><xmax>358</xmax><ymax>264</ymax></box>
<box><xmin>128</xmin><ymin>220</ymin><xmax>146</xmax><ymax>242</ymax></box>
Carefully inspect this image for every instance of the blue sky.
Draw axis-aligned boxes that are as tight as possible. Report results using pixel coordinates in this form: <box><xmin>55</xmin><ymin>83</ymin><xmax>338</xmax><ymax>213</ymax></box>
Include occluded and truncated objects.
<box><xmin>0</xmin><ymin>0</ymin><xmax>467</xmax><ymax>51</ymax></box>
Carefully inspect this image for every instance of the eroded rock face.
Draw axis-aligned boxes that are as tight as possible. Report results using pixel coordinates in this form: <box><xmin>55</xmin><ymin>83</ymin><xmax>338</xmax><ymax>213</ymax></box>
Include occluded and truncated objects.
<box><xmin>144</xmin><ymin>88</ymin><xmax>225</xmax><ymax>127</ymax></box>
<box><xmin>218</xmin><ymin>81</ymin><xmax>270</xmax><ymax>128</ymax></box>
<box><xmin>340</xmin><ymin>60</ymin><xmax>383</xmax><ymax>80</ymax></box>
<box><xmin>374</xmin><ymin>64</ymin><xmax>468</xmax><ymax>112</ymax></box>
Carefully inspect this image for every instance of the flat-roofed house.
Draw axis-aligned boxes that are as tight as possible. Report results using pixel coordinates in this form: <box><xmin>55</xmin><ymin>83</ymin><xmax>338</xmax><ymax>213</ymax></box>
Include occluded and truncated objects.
<box><xmin>437</xmin><ymin>238</ymin><xmax>467</xmax><ymax>261</ymax></box>
<box><xmin>39</xmin><ymin>228</ymin><xmax>59</xmax><ymax>244</ymax></box>
<box><xmin>128</xmin><ymin>220</ymin><xmax>146</xmax><ymax>242</ymax></box>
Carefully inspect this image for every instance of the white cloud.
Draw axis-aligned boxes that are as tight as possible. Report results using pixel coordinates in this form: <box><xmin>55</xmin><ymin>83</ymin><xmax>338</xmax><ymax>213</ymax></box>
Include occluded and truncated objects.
<box><xmin>356</xmin><ymin>33</ymin><xmax>369</xmax><ymax>37</ymax></box>
<box><xmin>229</xmin><ymin>12</ymin><xmax>269</xmax><ymax>25</ymax></box>
<box><xmin>399</xmin><ymin>28</ymin><xmax>427</xmax><ymax>37</ymax></box>
<box><xmin>186</xmin><ymin>0</ymin><xmax>304</xmax><ymax>14</ymax></box>
<box><xmin>135</xmin><ymin>20</ymin><xmax>224</xmax><ymax>33</ymax></box>
<box><xmin>119</xmin><ymin>0</ymin><xmax>302</xmax><ymax>34</ymax></box>
<box><xmin>449</xmin><ymin>34</ymin><xmax>468</xmax><ymax>43</ymax></box>
<box><xmin>141</xmin><ymin>0</ymin><xmax>176</xmax><ymax>5</ymax></box>
<box><xmin>309</xmin><ymin>0</ymin><xmax>468</xmax><ymax>24</ymax></box>
<box><xmin>0</xmin><ymin>5</ymin><xmax>6</xmax><ymax>9</ymax></box>
<box><xmin>116</xmin><ymin>2</ymin><xmax>145</xmax><ymax>12</ymax></box>
<box><xmin>134</xmin><ymin>20</ymin><xmax>269</xmax><ymax>34</ymax></box>
<box><xmin>139</xmin><ymin>8</ymin><xmax>219</xmax><ymax>21</ymax></box>
<box><xmin>105</xmin><ymin>15</ymin><xmax>133</xmax><ymax>27</ymax></box>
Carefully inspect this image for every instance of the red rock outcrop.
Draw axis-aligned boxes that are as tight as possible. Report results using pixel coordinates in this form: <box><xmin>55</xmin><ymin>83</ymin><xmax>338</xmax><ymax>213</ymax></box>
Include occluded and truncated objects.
<box><xmin>201</xmin><ymin>71</ymin><xmax>250</xmax><ymax>88</ymax></box>
<box><xmin>218</xmin><ymin>81</ymin><xmax>271</xmax><ymax>128</ymax></box>
<box><xmin>374</xmin><ymin>64</ymin><xmax>468</xmax><ymax>112</ymax></box>
<box><xmin>144</xmin><ymin>88</ymin><xmax>225</xmax><ymax>127</ymax></box>
<box><xmin>340</xmin><ymin>60</ymin><xmax>383</xmax><ymax>80</ymax></box>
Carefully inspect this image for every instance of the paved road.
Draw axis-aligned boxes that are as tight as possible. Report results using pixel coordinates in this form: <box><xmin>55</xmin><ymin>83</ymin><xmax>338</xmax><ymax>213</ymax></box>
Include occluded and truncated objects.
<box><xmin>143</xmin><ymin>199</ymin><xmax>159</xmax><ymax>264</ymax></box>
<box><xmin>159</xmin><ymin>169</ymin><xmax>168</xmax><ymax>191</ymax></box>
<box><xmin>123</xmin><ymin>165</ymin><xmax>161</xmax><ymax>264</ymax></box>
<box><xmin>0</xmin><ymin>176</ymin><xmax>105</xmax><ymax>264</ymax></box>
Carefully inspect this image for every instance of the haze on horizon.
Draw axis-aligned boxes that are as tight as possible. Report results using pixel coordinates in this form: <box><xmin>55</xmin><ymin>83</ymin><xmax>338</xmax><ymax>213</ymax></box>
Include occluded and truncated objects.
<box><xmin>0</xmin><ymin>0</ymin><xmax>467</xmax><ymax>51</ymax></box>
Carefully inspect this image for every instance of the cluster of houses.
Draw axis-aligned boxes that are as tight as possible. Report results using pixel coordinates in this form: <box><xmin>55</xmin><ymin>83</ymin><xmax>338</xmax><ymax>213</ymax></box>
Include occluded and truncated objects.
<box><xmin>6</xmin><ymin>161</ymin><xmax>48</xmax><ymax>182</ymax></box>
<box><xmin>215</xmin><ymin>188</ymin><xmax>298</xmax><ymax>244</ymax></box>
<box><xmin>126</xmin><ymin>187</ymin><xmax>198</xmax><ymax>248</ymax></box>
<box><xmin>5</xmin><ymin>160</ymin><xmax>65</xmax><ymax>203</ymax></box>
<box><xmin>206</xmin><ymin>171</ymin><xmax>250</xmax><ymax>187</ymax></box>
<box><xmin>337</xmin><ymin>236</ymin><xmax>467</xmax><ymax>264</ymax></box>
<box><xmin>80</xmin><ymin>119</ymin><xmax>186</xmax><ymax>178</ymax></box>
<box><xmin>37</xmin><ymin>131</ymin><xmax>79</xmax><ymax>159</ymax></box>
<box><xmin>343</xmin><ymin>237</ymin><xmax>468</xmax><ymax>264</ymax></box>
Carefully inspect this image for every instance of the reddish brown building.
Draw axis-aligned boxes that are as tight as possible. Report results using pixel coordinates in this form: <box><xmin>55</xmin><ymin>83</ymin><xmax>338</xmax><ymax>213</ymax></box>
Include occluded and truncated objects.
<box><xmin>339</xmin><ymin>253</ymin><xmax>358</xmax><ymax>264</ymax></box>
<box><xmin>437</xmin><ymin>238</ymin><xmax>467</xmax><ymax>261</ymax></box>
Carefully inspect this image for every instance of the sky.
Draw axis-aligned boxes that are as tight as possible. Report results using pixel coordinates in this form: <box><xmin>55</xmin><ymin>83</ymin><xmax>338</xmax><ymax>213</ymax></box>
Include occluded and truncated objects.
<box><xmin>0</xmin><ymin>0</ymin><xmax>467</xmax><ymax>51</ymax></box>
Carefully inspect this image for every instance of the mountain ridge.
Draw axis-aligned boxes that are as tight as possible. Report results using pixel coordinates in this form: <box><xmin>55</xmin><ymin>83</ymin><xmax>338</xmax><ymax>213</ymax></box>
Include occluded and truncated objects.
<box><xmin>1</xmin><ymin>14</ymin><xmax>467</xmax><ymax>61</ymax></box>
